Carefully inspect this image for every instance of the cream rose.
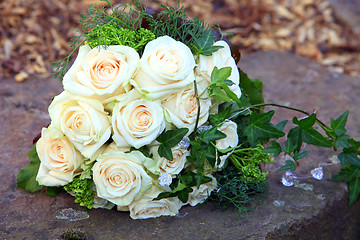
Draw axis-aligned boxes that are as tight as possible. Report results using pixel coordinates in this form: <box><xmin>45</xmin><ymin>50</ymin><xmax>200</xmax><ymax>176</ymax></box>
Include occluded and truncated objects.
<box><xmin>112</xmin><ymin>92</ymin><xmax>166</xmax><ymax>149</ymax></box>
<box><xmin>149</xmin><ymin>145</ymin><xmax>190</xmax><ymax>176</ymax></box>
<box><xmin>36</xmin><ymin>127</ymin><xmax>84</xmax><ymax>186</ymax></box>
<box><xmin>196</xmin><ymin>40</ymin><xmax>241</xmax><ymax>99</ymax></box>
<box><xmin>215</xmin><ymin>120</ymin><xmax>239</xmax><ymax>169</ymax></box>
<box><xmin>186</xmin><ymin>175</ymin><xmax>217</xmax><ymax>206</ymax></box>
<box><xmin>162</xmin><ymin>79</ymin><xmax>211</xmax><ymax>133</ymax></box>
<box><xmin>92</xmin><ymin>151</ymin><xmax>153</xmax><ymax>206</ymax></box>
<box><xmin>132</xmin><ymin>36</ymin><xmax>196</xmax><ymax>100</ymax></box>
<box><xmin>63</xmin><ymin>44</ymin><xmax>139</xmax><ymax>100</ymax></box>
<box><xmin>128</xmin><ymin>185</ymin><xmax>182</xmax><ymax>219</ymax></box>
<box><xmin>49</xmin><ymin>91</ymin><xmax>111</xmax><ymax>159</ymax></box>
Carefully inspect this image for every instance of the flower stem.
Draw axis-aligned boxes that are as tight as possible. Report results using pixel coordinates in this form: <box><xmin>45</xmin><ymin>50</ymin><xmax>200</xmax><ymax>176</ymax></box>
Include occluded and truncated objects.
<box><xmin>193</xmin><ymin>80</ymin><xmax>201</xmax><ymax>132</ymax></box>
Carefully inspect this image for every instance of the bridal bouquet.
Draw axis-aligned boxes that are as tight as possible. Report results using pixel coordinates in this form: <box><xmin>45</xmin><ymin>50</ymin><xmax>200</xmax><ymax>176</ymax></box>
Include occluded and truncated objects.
<box><xmin>17</xmin><ymin>0</ymin><xmax>360</xmax><ymax>220</ymax></box>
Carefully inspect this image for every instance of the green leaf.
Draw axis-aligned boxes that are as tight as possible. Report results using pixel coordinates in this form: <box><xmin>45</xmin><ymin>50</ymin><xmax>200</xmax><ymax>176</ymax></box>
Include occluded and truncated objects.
<box><xmin>334</xmin><ymin>134</ymin><xmax>350</xmax><ymax>148</ymax></box>
<box><xmin>202</xmin><ymin>127</ymin><xmax>226</xmax><ymax>144</ymax></box>
<box><xmin>293</xmin><ymin>114</ymin><xmax>316</xmax><ymax>129</ymax></box>
<box><xmin>263</xmin><ymin>141</ymin><xmax>282</xmax><ymax>157</ymax></box>
<box><xmin>211</xmin><ymin>85</ymin><xmax>232</xmax><ymax>103</ymax></box>
<box><xmin>16</xmin><ymin>144</ymin><xmax>43</xmax><ymax>193</ymax></box>
<box><xmin>158</xmin><ymin>144</ymin><xmax>174</xmax><ymax>161</ymax></box>
<box><xmin>301</xmin><ymin>128</ymin><xmax>332</xmax><ymax>148</ymax></box>
<box><xmin>277</xmin><ymin>160</ymin><xmax>297</xmax><ymax>171</ymax></box>
<box><xmin>286</xmin><ymin>127</ymin><xmax>302</xmax><ymax>153</ymax></box>
<box><xmin>224</xmin><ymin>80</ymin><xmax>235</xmax><ymax>86</ymax></box>
<box><xmin>157</xmin><ymin>128</ymin><xmax>189</xmax><ymax>147</ymax></box>
<box><xmin>243</xmin><ymin>111</ymin><xmax>285</xmax><ymax>146</ymax></box>
<box><xmin>348</xmin><ymin>176</ymin><xmax>360</xmax><ymax>205</ymax></box>
<box><xmin>46</xmin><ymin>186</ymin><xmax>62</xmax><ymax>197</ymax></box>
<box><xmin>275</xmin><ymin>120</ymin><xmax>288</xmax><ymax>131</ymax></box>
<box><xmin>331</xmin><ymin>110</ymin><xmax>349</xmax><ymax>136</ymax></box>
<box><xmin>210</xmin><ymin>67</ymin><xmax>241</xmax><ymax>104</ymax></box>
<box><xmin>209</xmin><ymin>102</ymin><xmax>234</xmax><ymax>125</ymax></box>
<box><xmin>338</xmin><ymin>152</ymin><xmax>360</xmax><ymax>167</ymax></box>
<box><xmin>239</xmin><ymin>69</ymin><xmax>264</xmax><ymax>108</ymax></box>
<box><xmin>210</xmin><ymin>66</ymin><xmax>232</xmax><ymax>85</ymax></box>
<box><xmin>192</xmin><ymin>30</ymin><xmax>224</xmax><ymax>56</ymax></box>
<box><xmin>157</xmin><ymin>128</ymin><xmax>189</xmax><ymax>161</ymax></box>
<box><xmin>292</xmin><ymin>151</ymin><xmax>310</xmax><ymax>161</ymax></box>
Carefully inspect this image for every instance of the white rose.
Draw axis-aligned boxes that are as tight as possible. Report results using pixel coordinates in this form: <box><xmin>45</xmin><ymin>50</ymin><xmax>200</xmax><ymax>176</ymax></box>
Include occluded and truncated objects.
<box><xmin>196</xmin><ymin>40</ymin><xmax>241</xmax><ymax>99</ymax></box>
<box><xmin>215</xmin><ymin>120</ymin><xmax>239</xmax><ymax>169</ymax></box>
<box><xmin>112</xmin><ymin>91</ymin><xmax>166</xmax><ymax>149</ymax></box>
<box><xmin>149</xmin><ymin>144</ymin><xmax>190</xmax><ymax>176</ymax></box>
<box><xmin>186</xmin><ymin>175</ymin><xmax>217</xmax><ymax>206</ymax></box>
<box><xmin>63</xmin><ymin>44</ymin><xmax>139</xmax><ymax>101</ymax></box>
<box><xmin>162</xmin><ymin>79</ymin><xmax>211</xmax><ymax>134</ymax></box>
<box><xmin>92</xmin><ymin>151</ymin><xmax>153</xmax><ymax>206</ymax></box>
<box><xmin>36</xmin><ymin>127</ymin><xmax>84</xmax><ymax>186</ymax></box>
<box><xmin>132</xmin><ymin>36</ymin><xmax>196</xmax><ymax>100</ymax></box>
<box><xmin>49</xmin><ymin>91</ymin><xmax>111</xmax><ymax>159</ymax></box>
<box><xmin>128</xmin><ymin>185</ymin><xmax>182</xmax><ymax>219</ymax></box>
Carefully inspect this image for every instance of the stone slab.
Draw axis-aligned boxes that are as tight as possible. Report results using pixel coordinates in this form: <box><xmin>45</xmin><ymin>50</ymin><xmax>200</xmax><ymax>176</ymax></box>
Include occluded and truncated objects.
<box><xmin>1</xmin><ymin>50</ymin><xmax>360</xmax><ymax>239</ymax></box>
<box><xmin>329</xmin><ymin>0</ymin><xmax>360</xmax><ymax>35</ymax></box>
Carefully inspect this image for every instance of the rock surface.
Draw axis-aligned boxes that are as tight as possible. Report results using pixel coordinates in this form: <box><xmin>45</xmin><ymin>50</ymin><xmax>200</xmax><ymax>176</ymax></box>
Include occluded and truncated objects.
<box><xmin>1</xmin><ymin>50</ymin><xmax>360</xmax><ymax>240</ymax></box>
<box><xmin>329</xmin><ymin>0</ymin><xmax>360</xmax><ymax>35</ymax></box>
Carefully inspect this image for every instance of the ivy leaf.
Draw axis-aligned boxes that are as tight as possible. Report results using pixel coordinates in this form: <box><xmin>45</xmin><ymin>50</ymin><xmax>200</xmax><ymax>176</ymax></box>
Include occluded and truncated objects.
<box><xmin>210</xmin><ymin>67</ymin><xmax>241</xmax><ymax>104</ymax></box>
<box><xmin>275</xmin><ymin>120</ymin><xmax>288</xmax><ymax>131</ymax></box>
<box><xmin>239</xmin><ymin>69</ymin><xmax>264</xmax><ymax>108</ymax></box>
<box><xmin>331</xmin><ymin>110</ymin><xmax>349</xmax><ymax>136</ymax></box>
<box><xmin>293</xmin><ymin>114</ymin><xmax>317</xmax><ymax>129</ymax></box>
<box><xmin>243</xmin><ymin>111</ymin><xmax>285</xmax><ymax>146</ymax></box>
<box><xmin>157</xmin><ymin>128</ymin><xmax>189</xmax><ymax>161</ymax></box>
<box><xmin>301</xmin><ymin>128</ymin><xmax>332</xmax><ymax>148</ymax></box>
<box><xmin>338</xmin><ymin>152</ymin><xmax>360</xmax><ymax>167</ymax></box>
<box><xmin>349</xmin><ymin>176</ymin><xmax>360</xmax><ymax>205</ymax></box>
<box><xmin>277</xmin><ymin>160</ymin><xmax>297</xmax><ymax>171</ymax></box>
<box><xmin>286</xmin><ymin>127</ymin><xmax>302</xmax><ymax>153</ymax></box>
<box><xmin>224</xmin><ymin>80</ymin><xmax>235</xmax><ymax>86</ymax></box>
<box><xmin>263</xmin><ymin>141</ymin><xmax>282</xmax><ymax>157</ymax></box>
<box><xmin>334</xmin><ymin>134</ymin><xmax>350</xmax><ymax>148</ymax></box>
<box><xmin>191</xmin><ymin>30</ymin><xmax>223</xmax><ymax>56</ymax></box>
<box><xmin>16</xmin><ymin>143</ymin><xmax>43</xmax><ymax>193</ymax></box>
<box><xmin>292</xmin><ymin>151</ymin><xmax>310</xmax><ymax>161</ymax></box>
<box><xmin>158</xmin><ymin>145</ymin><xmax>174</xmax><ymax>161</ymax></box>
<box><xmin>210</xmin><ymin>85</ymin><xmax>232</xmax><ymax>103</ymax></box>
<box><xmin>202</xmin><ymin>127</ymin><xmax>226</xmax><ymax>144</ymax></box>
<box><xmin>46</xmin><ymin>186</ymin><xmax>62</xmax><ymax>197</ymax></box>
<box><xmin>209</xmin><ymin>102</ymin><xmax>234</xmax><ymax>125</ymax></box>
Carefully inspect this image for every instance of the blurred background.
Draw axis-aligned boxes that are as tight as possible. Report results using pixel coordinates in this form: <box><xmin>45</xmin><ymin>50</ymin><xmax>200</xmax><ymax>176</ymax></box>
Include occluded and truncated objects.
<box><xmin>0</xmin><ymin>0</ymin><xmax>359</xmax><ymax>82</ymax></box>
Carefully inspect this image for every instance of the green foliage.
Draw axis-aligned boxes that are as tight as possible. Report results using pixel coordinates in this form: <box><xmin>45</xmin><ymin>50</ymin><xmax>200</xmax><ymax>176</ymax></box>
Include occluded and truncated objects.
<box><xmin>208</xmin><ymin>67</ymin><xmax>241</xmax><ymax>104</ymax></box>
<box><xmin>210</xmin><ymin>164</ymin><xmax>269</xmax><ymax>213</ymax></box>
<box><xmin>156</xmin><ymin>128</ymin><xmax>189</xmax><ymax>161</ymax></box>
<box><xmin>143</xmin><ymin>2</ymin><xmax>220</xmax><ymax>56</ymax></box>
<box><xmin>229</xmin><ymin>144</ymin><xmax>273</xmax><ymax>182</ymax></box>
<box><xmin>188</xmin><ymin>126</ymin><xmax>226</xmax><ymax>181</ymax></box>
<box><xmin>154</xmin><ymin>171</ymin><xmax>212</xmax><ymax>203</ymax></box>
<box><xmin>277</xmin><ymin>160</ymin><xmax>297</xmax><ymax>171</ymax></box>
<box><xmin>17</xmin><ymin>143</ymin><xmax>43</xmax><ymax>193</ymax></box>
<box><xmin>239</xmin><ymin>69</ymin><xmax>264</xmax><ymax>109</ymax></box>
<box><xmin>64</xmin><ymin>178</ymin><xmax>95</xmax><ymax>209</ymax></box>
<box><xmin>243</xmin><ymin>110</ymin><xmax>285</xmax><ymax>146</ymax></box>
<box><xmin>86</xmin><ymin>22</ymin><xmax>155</xmax><ymax>50</ymax></box>
<box><xmin>334</xmin><ymin>163</ymin><xmax>360</xmax><ymax>205</ymax></box>
<box><xmin>190</xmin><ymin>30</ymin><xmax>224</xmax><ymax>56</ymax></box>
